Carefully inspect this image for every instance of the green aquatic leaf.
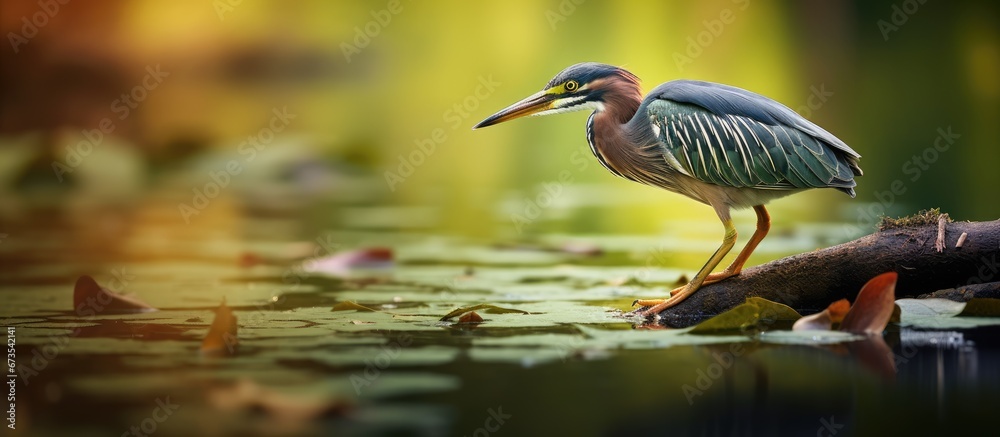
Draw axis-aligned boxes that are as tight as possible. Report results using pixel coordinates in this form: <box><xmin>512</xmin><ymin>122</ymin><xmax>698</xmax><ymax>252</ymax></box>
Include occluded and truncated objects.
<box><xmin>574</xmin><ymin>325</ymin><xmax>747</xmax><ymax>350</ymax></box>
<box><xmin>472</xmin><ymin>333</ymin><xmax>584</xmax><ymax>348</ymax></box>
<box><xmin>517</xmin><ymin>275</ymin><xmax>571</xmax><ymax>284</ymax></box>
<box><xmin>759</xmin><ymin>330</ymin><xmax>863</xmax><ymax>345</ymax></box>
<box><xmin>331</xmin><ymin>301</ymin><xmax>379</xmax><ymax>312</ymax></box>
<box><xmin>291</xmin><ymin>307</ymin><xmax>443</xmax><ymax>332</ymax></box>
<box><xmin>345</xmin><ymin>372</ymin><xmax>461</xmax><ymax>399</ymax></box>
<box><xmin>898</xmin><ymin>316</ymin><xmax>1000</xmax><ymax>329</ymax></box>
<box><xmin>439</xmin><ymin>304</ymin><xmax>531</xmax><ymax>320</ymax></box>
<box><xmin>260</xmin><ymin>345</ymin><xmax>460</xmax><ymax>368</ymax></box>
<box><xmin>689</xmin><ymin>297</ymin><xmax>801</xmax><ymax>334</ymax></box>
<box><xmin>468</xmin><ymin>347</ymin><xmax>575</xmax><ymax>366</ymax></box>
<box><xmin>60</xmin><ymin>337</ymin><xmax>194</xmax><ymax>356</ymax></box>
<box><xmin>896</xmin><ymin>298</ymin><xmax>965</xmax><ymax>318</ymax></box>
<box><xmin>896</xmin><ymin>298</ymin><xmax>1000</xmax><ymax>329</ymax></box>
<box><xmin>958</xmin><ymin>298</ymin><xmax>1000</xmax><ymax>317</ymax></box>
<box><xmin>434</xmin><ymin>302</ymin><xmax>623</xmax><ymax>327</ymax></box>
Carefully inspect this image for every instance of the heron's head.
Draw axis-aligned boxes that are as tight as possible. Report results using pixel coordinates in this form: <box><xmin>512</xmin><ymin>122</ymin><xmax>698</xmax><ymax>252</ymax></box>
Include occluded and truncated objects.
<box><xmin>473</xmin><ymin>62</ymin><xmax>640</xmax><ymax>129</ymax></box>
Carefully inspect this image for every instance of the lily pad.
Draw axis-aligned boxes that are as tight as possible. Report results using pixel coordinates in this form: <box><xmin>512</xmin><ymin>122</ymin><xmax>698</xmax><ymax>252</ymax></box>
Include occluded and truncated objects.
<box><xmin>957</xmin><ymin>298</ymin><xmax>1000</xmax><ymax>317</ymax></box>
<box><xmin>331</xmin><ymin>301</ymin><xmax>379</xmax><ymax>312</ymax></box>
<box><xmin>574</xmin><ymin>325</ymin><xmax>747</xmax><ymax>350</ymax></box>
<box><xmin>468</xmin><ymin>347</ymin><xmax>575</xmax><ymax>366</ymax></box>
<box><xmin>261</xmin><ymin>345</ymin><xmax>460</xmax><ymax>368</ymax></box>
<box><xmin>759</xmin><ymin>330</ymin><xmax>863</xmax><ymax>345</ymax></box>
<box><xmin>435</xmin><ymin>302</ymin><xmax>623</xmax><ymax>327</ymax></box>
<box><xmin>896</xmin><ymin>298</ymin><xmax>966</xmax><ymax>318</ymax></box>
<box><xmin>689</xmin><ymin>297</ymin><xmax>801</xmax><ymax>334</ymax></box>
<box><xmin>893</xmin><ymin>298</ymin><xmax>998</xmax><ymax>328</ymax></box>
<box><xmin>896</xmin><ymin>298</ymin><xmax>1000</xmax><ymax>329</ymax></box>
<box><xmin>439</xmin><ymin>304</ymin><xmax>532</xmax><ymax>320</ymax></box>
<box><xmin>290</xmin><ymin>307</ymin><xmax>443</xmax><ymax>332</ymax></box>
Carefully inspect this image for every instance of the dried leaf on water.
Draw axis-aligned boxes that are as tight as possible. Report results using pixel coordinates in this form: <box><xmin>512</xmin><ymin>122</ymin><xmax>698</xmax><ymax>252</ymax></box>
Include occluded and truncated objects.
<box><xmin>792</xmin><ymin>299</ymin><xmax>850</xmax><ymax>332</ymax></box>
<box><xmin>792</xmin><ymin>310</ymin><xmax>833</xmax><ymax>331</ymax></box>
<box><xmin>238</xmin><ymin>252</ymin><xmax>267</xmax><ymax>268</ymax></box>
<box><xmin>840</xmin><ymin>272</ymin><xmax>897</xmax><ymax>334</ymax></box>
<box><xmin>303</xmin><ymin>247</ymin><xmax>394</xmax><ymax>277</ymax></box>
<box><xmin>827</xmin><ymin>299</ymin><xmax>851</xmax><ymax>323</ymax></box>
<box><xmin>201</xmin><ymin>299</ymin><xmax>238</xmax><ymax>356</ymax></box>
<box><xmin>73</xmin><ymin>275</ymin><xmax>156</xmax><ymax>315</ymax></box>
<box><xmin>457</xmin><ymin>311</ymin><xmax>484</xmax><ymax>324</ymax></box>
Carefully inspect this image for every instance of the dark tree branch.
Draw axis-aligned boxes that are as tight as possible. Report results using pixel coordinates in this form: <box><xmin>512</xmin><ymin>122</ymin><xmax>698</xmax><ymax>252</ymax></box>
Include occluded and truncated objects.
<box><xmin>651</xmin><ymin>219</ymin><xmax>1000</xmax><ymax>328</ymax></box>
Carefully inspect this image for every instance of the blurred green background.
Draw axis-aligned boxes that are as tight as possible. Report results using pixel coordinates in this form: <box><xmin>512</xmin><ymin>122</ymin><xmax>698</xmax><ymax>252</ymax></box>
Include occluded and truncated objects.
<box><xmin>1</xmin><ymin>2</ymin><xmax>998</xmax><ymax>435</ymax></box>
<box><xmin>1</xmin><ymin>0</ymin><xmax>997</xmax><ymax>240</ymax></box>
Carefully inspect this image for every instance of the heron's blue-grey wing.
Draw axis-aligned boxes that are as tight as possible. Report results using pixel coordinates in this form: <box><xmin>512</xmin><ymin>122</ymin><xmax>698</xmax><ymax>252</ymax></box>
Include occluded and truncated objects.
<box><xmin>640</xmin><ymin>80</ymin><xmax>862</xmax><ymax>196</ymax></box>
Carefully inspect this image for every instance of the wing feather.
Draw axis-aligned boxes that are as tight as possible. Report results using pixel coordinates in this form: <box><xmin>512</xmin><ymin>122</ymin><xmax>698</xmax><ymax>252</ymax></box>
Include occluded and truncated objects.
<box><xmin>640</xmin><ymin>80</ymin><xmax>862</xmax><ymax>196</ymax></box>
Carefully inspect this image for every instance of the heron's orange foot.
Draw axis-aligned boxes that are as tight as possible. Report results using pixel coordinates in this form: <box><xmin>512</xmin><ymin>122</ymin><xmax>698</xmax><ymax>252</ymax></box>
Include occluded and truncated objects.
<box><xmin>632</xmin><ymin>298</ymin><xmax>667</xmax><ymax>307</ymax></box>
<box><xmin>631</xmin><ymin>272</ymin><xmax>741</xmax><ymax>317</ymax></box>
<box><xmin>633</xmin><ymin>274</ymin><xmax>738</xmax><ymax>317</ymax></box>
<box><xmin>630</xmin><ymin>282</ymin><xmax>685</xmax><ymax>307</ymax></box>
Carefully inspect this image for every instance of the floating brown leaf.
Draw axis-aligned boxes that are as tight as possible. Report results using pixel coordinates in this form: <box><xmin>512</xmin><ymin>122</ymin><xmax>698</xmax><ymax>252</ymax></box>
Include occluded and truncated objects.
<box><xmin>793</xmin><ymin>299</ymin><xmax>851</xmax><ymax>331</ymax></box>
<box><xmin>73</xmin><ymin>275</ymin><xmax>156</xmax><ymax>316</ymax></box>
<box><xmin>201</xmin><ymin>299</ymin><xmax>238</xmax><ymax>356</ymax></box>
<box><xmin>458</xmin><ymin>311</ymin><xmax>484</xmax><ymax>324</ymax></box>
<box><xmin>439</xmin><ymin>304</ymin><xmax>531</xmax><ymax>321</ymax></box>
<box><xmin>827</xmin><ymin>299</ymin><xmax>850</xmax><ymax>323</ymax></box>
<box><xmin>238</xmin><ymin>252</ymin><xmax>265</xmax><ymax>268</ymax></box>
<box><xmin>303</xmin><ymin>247</ymin><xmax>394</xmax><ymax>277</ymax></box>
<box><xmin>840</xmin><ymin>272</ymin><xmax>897</xmax><ymax>334</ymax></box>
<box><xmin>792</xmin><ymin>309</ymin><xmax>833</xmax><ymax>331</ymax></box>
<box><xmin>331</xmin><ymin>301</ymin><xmax>378</xmax><ymax>312</ymax></box>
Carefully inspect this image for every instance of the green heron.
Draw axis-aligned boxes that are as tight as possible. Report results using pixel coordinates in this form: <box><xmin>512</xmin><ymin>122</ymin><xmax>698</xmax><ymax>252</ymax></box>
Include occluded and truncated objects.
<box><xmin>473</xmin><ymin>63</ymin><xmax>862</xmax><ymax>318</ymax></box>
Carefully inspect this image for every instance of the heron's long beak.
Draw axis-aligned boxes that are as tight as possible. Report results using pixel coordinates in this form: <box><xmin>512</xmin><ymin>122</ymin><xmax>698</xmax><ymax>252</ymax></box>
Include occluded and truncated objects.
<box><xmin>473</xmin><ymin>90</ymin><xmax>556</xmax><ymax>129</ymax></box>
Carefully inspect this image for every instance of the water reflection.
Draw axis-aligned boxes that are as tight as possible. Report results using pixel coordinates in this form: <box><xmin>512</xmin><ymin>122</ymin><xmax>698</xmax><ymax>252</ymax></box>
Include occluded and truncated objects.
<box><xmin>588</xmin><ymin>331</ymin><xmax>993</xmax><ymax>435</ymax></box>
<box><xmin>1</xmin><ymin>191</ymin><xmax>998</xmax><ymax>435</ymax></box>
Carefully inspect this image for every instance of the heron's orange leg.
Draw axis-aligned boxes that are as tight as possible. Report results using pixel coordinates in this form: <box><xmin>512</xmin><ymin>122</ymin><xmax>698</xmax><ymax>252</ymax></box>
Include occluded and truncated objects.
<box><xmin>634</xmin><ymin>218</ymin><xmax>737</xmax><ymax>315</ymax></box>
<box><xmin>634</xmin><ymin>205</ymin><xmax>770</xmax><ymax>315</ymax></box>
<box><xmin>702</xmin><ymin>205</ymin><xmax>771</xmax><ymax>282</ymax></box>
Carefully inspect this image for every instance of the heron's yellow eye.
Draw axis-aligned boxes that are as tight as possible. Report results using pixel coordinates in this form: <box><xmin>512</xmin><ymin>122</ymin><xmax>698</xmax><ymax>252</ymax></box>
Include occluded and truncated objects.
<box><xmin>565</xmin><ymin>80</ymin><xmax>579</xmax><ymax>92</ymax></box>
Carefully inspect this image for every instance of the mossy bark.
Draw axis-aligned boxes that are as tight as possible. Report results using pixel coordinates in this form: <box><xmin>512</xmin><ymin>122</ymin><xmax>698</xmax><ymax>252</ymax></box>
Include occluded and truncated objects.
<box><xmin>646</xmin><ymin>219</ymin><xmax>1000</xmax><ymax>328</ymax></box>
